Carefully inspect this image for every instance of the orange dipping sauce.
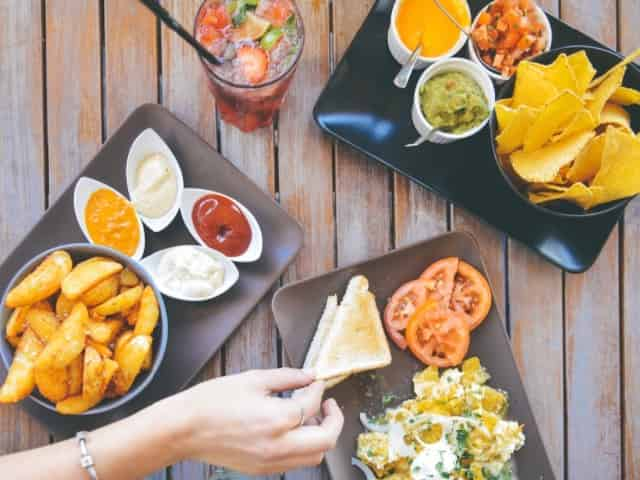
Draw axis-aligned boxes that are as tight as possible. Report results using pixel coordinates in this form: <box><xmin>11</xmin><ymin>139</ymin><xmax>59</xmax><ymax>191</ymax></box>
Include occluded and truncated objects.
<box><xmin>396</xmin><ymin>0</ymin><xmax>470</xmax><ymax>58</ymax></box>
<box><xmin>85</xmin><ymin>188</ymin><xmax>140</xmax><ymax>256</ymax></box>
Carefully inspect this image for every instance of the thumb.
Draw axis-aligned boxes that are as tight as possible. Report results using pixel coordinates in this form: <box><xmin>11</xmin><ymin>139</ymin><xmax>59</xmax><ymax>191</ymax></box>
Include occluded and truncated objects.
<box><xmin>256</xmin><ymin>368</ymin><xmax>315</xmax><ymax>393</ymax></box>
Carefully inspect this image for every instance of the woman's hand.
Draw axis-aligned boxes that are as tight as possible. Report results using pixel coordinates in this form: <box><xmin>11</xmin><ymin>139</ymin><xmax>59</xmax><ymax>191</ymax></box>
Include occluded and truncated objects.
<box><xmin>165</xmin><ymin>368</ymin><xmax>344</xmax><ymax>475</ymax></box>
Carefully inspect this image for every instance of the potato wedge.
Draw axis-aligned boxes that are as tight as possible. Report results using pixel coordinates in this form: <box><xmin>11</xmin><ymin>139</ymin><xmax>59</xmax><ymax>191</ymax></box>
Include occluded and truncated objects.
<box><xmin>55</xmin><ymin>293</ymin><xmax>75</xmax><ymax>319</ymax></box>
<box><xmin>134</xmin><ymin>286</ymin><xmax>159</xmax><ymax>336</ymax></box>
<box><xmin>114</xmin><ymin>330</ymin><xmax>134</xmax><ymax>358</ymax></box>
<box><xmin>68</xmin><ymin>353</ymin><xmax>83</xmax><ymax>396</ymax></box>
<box><xmin>6</xmin><ymin>307</ymin><xmax>29</xmax><ymax>339</ymax></box>
<box><xmin>32</xmin><ymin>300</ymin><xmax>53</xmax><ymax>312</ymax></box>
<box><xmin>35</xmin><ymin>366</ymin><xmax>69</xmax><ymax>403</ymax></box>
<box><xmin>82</xmin><ymin>346</ymin><xmax>104</xmax><ymax>401</ymax></box>
<box><xmin>27</xmin><ymin>309</ymin><xmax>59</xmax><ymax>343</ymax></box>
<box><xmin>36</xmin><ymin>303</ymin><xmax>87</xmax><ymax>370</ymax></box>
<box><xmin>119</xmin><ymin>268</ymin><xmax>140</xmax><ymax>287</ymax></box>
<box><xmin>126</xmin><ymin>305</ymin><xmax>139</xmax><ymax>326</ymax></box>
<box><xmin>61</xmin><ymin>258</ymin><xmax>123</xmax><ymax>300</ymax></box>
<box><xmin>141</xmin><ymin>348</ymin><xmax>153</xmax><ymax>371</ymax></box>
<box><xmin>87</xmin><ymin>339</ymin><xmax>113</xmax><ymax>358</ymax></box>
<box><xmin>0</xmin><ymin>329</ymin><xmax>43</xmax><ymax>403</ymax></box>
<box><xmin>92</xmin><ymin>285</ymin><xmax>143</xmax><ymax>317</ymax></box>
<box><xmin>113</xmin><ymin>335</ymin><xmax>152</xmax><ymax>395</ymax></box>
<box><xmin>5</xmin><ymin>251</ymin><xmax>72</xmax><ymax>308</ymax></box>
<box><xmin>85</xmin><ymin>318</ymin><xmax>123</xmax><ymax>345</ymax></box>
<box><xmin>80</xmin><ymin>274</ymin><xmax>120</xmax><ymax>307</ymax></box>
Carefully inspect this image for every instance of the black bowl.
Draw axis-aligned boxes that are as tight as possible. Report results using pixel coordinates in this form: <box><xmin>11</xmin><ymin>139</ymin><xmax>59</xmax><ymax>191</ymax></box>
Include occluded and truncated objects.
<box><xmin>490</xmin><ymin>45</ymin><xmax>640</xmax><ymax>218</ymax></box>
<box><xmin>0</xmin><ymin>244</ymin><xmax>168</xmax><ymax>415</ymax></box>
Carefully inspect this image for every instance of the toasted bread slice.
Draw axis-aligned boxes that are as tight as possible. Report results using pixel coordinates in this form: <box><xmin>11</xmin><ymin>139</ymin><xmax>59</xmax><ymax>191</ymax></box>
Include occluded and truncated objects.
<box><xmin>304</xmin><ymin>296</ymin><xmax>349</xmax><ymax>388</ymax></box>
<box><xmin>312</xmin><ymin>275</ymin><xmax>391</xmax><ymax>381</ymax></box>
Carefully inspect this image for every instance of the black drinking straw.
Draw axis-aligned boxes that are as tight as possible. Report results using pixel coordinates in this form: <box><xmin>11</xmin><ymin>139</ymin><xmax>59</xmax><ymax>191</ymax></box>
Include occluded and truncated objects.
<box><xmin>138</xmin><ymin>0</ymin><xmax>222</xmax><ymax>65</ymax></box>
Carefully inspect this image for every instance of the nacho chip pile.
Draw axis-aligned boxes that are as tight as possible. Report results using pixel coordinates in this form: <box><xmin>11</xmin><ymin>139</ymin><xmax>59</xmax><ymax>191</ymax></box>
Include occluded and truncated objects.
<box><xmin>495</xmin><ymin>49</ymin><xmax>640</xmax><ymax>210</ymax></box>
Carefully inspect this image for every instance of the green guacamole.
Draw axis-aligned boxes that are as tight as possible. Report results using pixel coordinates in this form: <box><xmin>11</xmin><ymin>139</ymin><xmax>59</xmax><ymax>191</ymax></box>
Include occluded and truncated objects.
<box><xmin>420</xmin><ymin>71</ymin><xmax>489</xmax><ymax>134</ymax></box>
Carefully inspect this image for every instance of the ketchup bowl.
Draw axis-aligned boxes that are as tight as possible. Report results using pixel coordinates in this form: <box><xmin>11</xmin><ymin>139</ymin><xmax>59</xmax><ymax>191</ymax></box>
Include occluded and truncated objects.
<box><xmin>179</xmin><ymin>188</ymin><xmax>263</xmax><ymax>263</ymax></box>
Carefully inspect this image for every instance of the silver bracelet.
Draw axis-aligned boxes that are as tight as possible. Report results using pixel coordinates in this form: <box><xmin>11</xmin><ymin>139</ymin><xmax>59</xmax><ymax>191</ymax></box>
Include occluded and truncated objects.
<box><xmin>76</xmin><ymin>431</ymin><xmax>99</xmax><ymax>480</ymax></box>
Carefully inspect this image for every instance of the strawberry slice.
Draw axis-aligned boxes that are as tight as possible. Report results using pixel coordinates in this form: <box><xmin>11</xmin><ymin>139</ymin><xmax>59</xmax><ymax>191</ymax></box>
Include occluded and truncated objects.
<box><xmin>201</xmin><ymin>5</ymin><xmax>230</xmax><ymax>30</ymax></box>
<box><xmin>256</xmin><ymin>0</ymin><xmax>293</xmax><ymax>27</ymax></box>
<box><xmin>236</xmin><ymin>45</ymin><xmax>269</xmax><ymax>84</ymax></box>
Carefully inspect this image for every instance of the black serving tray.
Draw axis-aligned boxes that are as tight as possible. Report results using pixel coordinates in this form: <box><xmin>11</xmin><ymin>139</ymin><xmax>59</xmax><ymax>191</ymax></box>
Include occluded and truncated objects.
<box><xmin>314</xmin><ymin>0</ymin><xmax>628</xmax><ymax>273</ymax></box>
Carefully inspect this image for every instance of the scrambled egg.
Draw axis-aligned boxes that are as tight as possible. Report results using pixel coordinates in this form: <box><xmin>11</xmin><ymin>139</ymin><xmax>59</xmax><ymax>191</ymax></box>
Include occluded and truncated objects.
<box><xmin>356</xmin><ymin>358</ymin><xmax>524</xmax><ymax>480</ymax></box>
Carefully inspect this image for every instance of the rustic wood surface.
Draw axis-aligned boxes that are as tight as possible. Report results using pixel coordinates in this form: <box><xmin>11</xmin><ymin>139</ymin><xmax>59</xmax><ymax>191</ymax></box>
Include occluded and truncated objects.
<box><xmin>0</xmin><ymin>1</ymin><xmax>637</xmax><ymax>479</ymax></box>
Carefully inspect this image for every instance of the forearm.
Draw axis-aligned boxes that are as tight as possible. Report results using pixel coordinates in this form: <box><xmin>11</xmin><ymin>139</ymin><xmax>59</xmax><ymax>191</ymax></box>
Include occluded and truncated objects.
<box><xmin>0</xmin><ymin>397</ymin><xmax>189</xmax><ymax>480</ymax></box>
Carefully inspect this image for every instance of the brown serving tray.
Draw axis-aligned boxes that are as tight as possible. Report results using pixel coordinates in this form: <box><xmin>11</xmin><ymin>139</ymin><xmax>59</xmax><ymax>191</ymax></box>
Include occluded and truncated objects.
<box><xmin>273</xmin><ymin>232</ymin><xmax>555</xmax><ymax>480</ymax></box>
<box><xmin>0</xmin><ymin>104</ymin><xmax>303</xmax><ymax>437</ymax></box>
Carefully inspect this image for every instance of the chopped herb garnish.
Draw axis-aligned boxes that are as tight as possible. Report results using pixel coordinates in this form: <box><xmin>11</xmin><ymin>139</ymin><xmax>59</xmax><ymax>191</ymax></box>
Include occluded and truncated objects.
<box><xmin>382</xmin><ymin>393</ymin><xmax>397</xmax><ymax>407</ymax></box>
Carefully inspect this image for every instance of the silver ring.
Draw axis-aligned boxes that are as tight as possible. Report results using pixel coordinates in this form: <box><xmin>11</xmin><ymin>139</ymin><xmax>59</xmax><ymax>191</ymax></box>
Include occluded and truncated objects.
<box><xmin>297</xmin><ymin>406</ymin><xmax>305</xmax><ymax>428</ymax></box>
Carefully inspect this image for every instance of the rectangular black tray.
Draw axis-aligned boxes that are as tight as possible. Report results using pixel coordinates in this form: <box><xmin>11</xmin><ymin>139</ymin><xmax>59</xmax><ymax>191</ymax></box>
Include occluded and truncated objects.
<box><xmin>0</xmin><ymin>104</ymin><xmax>303</xmax><ymax>437</ymax></box>
<box><xmin>314</xmin><ymin>0</ymin><xmax>623</xmax><ymax>273</ymax></box>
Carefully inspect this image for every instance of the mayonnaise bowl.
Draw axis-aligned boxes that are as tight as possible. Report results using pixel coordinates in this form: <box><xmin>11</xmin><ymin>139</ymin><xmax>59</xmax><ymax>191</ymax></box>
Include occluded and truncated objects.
<box><xmin>126</xmin><ymin>128</ymin><xmax>184</xmax><ymax>233</ymax></box>
<box><xmin>140</xmin><ymin>245</ymin><xmax>239</xmax><ymax>302</ymax></box>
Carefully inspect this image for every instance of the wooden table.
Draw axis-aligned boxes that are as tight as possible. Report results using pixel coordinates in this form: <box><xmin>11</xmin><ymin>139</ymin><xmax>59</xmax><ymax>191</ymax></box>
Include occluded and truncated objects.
<box><xmin>0</xmin><ymin>1</ymin><xmax>637</xmax><ymax>479</ymax></box>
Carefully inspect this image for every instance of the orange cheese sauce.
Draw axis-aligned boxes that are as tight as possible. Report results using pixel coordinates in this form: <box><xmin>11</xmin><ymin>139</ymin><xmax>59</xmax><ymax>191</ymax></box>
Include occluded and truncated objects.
<box><xmin>85</xmin><ymin>188</ymin><xmax>140</xmax><ymax>257</ymax></box>
<box><xmin>396</xmin><ymin>0</ymin><xmax>470</xmax><ymax>57</ymax></box>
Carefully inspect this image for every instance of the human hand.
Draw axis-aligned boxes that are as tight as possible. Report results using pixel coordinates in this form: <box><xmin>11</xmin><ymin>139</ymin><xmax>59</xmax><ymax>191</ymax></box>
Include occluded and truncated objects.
<box><xmin>165</xmin><ymin>368</ymin><xmax>343</xmax><ymax>475</ymax></box>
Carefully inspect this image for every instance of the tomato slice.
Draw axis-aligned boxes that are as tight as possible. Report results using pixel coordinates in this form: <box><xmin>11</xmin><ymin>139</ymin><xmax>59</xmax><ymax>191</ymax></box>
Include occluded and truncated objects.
<box><xmin>419</xmin><ymin>257</ymin><xmax>459</xmax><ymax>308</ymax></box>
<box><xmin>405</xmin><ymin>305</ymin><xmax>470</xmax><ymax>368</ymax></box>
<box><xmin>384</xmin><ymin>280</ymin><xmax>432</xmax><ymax>350</ymax></box>
<box><xmin>450</xmin><ymin>261</ymin><xmax>492</xmax><ymax>330</ymax></box>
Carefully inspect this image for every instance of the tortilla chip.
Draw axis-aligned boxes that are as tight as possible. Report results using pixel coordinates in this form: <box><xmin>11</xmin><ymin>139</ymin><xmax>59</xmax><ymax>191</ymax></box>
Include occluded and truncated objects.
<box><xmin>567</xmin><ymin>133</ymin><xmax>606</xmax><ymax>183</ymax></box>
<box><xmin>541</xmin><ymin>54</ymin><xmax>578</xmax><ymax>93</ymax></box>
<box><xmin>568</xmin><ymin>50</ymin><xmax>597</xmax><ymax>96</ymax></box>
<box><xmin>496</xmin><ymin>106</ymin><xmax>540</xmax><ymax>155</ymax></box>
<box><xmin>495</xmin><ymin>103</ymin><xmax>518</xmax><ymax>132</ymax></box>
<box><xmin>511</xmin><ymin>130</ymin><xmax>595</xmax><ymax>183</ymax></box>
<box><xmin>586</xmin><ymin>66</ymin><xmax>626</xmax><ymax>121</ymax></box>
<box><xmin>552</xmin><ymin>109</ymin><xmax>596</xmax><ymax>142</ymax></box>
<box><xmin>589</xmin><ymin>47</ymin><xmax>640</xmax><ymax>89</ymax></box>
<box><xmin>529</xmin><ymin>182</ymin><xmax>599</xmax><ymax>209</ymax></box>
<box><xmin>523</xmin><ymin>91</ymin><xmax>584</xmax><ymax>152</ymax></box>
<box><xmin>513</xmin><ymin>62</ymin><xmax>559</xmax><ymax>108</ymax></box>
<box><xmin>591</xmin><ymin>127</ymin><xmax>640</xmax><ymax>203</ymax></box>
<box><xmin>600</xmin><ymin>102</ymin><xmax>633</xmax><ymax>132</ymax></box>
<box><xmin>610</xmin><ymin>86</ymin><xmax>640</xmax><ymax>105</ymax></box>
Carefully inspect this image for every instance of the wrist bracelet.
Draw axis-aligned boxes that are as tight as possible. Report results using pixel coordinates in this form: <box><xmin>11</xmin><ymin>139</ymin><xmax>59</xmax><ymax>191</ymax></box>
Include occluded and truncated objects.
<box><xmin>76</xmin><ymin>431</ymin><xmax>99</xmax><ymax>480</ymax></box>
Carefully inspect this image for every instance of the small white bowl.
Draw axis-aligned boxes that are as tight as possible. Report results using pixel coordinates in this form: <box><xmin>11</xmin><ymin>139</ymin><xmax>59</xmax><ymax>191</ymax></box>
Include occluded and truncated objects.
<box><xmin>73</xmin><ymin>177</ymin><xmax>146</xmax><ymax>260</ymax></box>
<box><xmin>140</xmin><ymin>245</ymin><xmax>239</xmax><ymax>302</ymax></box>
<box><xmin>387</xmin><ymin>0</ymin><xmax>470</xmax><ymax>70</ymax></box>
<box><xmin>180</xmin><ymin>188</ymin><xmax>263</xmax><ymax>263</ymax></box>
<box><xmin>411</xmin><ymin>58</ymin><xmax>495</xmax><ymax>144</ymax></box>
<box><xmin>126</xmin><ymin>128</ymin><xmax>184</xmax><ymax>233</ymax></box>
<box><xmin>467</xmin><ymin>2</ymin><xmax>552</xmax><ymax>85</ymax></box>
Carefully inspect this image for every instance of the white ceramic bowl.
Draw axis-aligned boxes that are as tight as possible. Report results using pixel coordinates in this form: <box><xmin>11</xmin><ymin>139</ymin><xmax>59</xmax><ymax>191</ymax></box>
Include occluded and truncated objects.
<box><xmin>73</xmin><ymin>177</ymin><xmax>146</xmax><ymax>260</ymax></box>
<box><xmin>180</xmin><ymin>188</ymin><xmax>263</xmax><ymax>263</ymax></box>
<box><xmin>126</xmin><ymin>128</ymin><xmax>184</xmax><ymax>233</ymax></box>
<box><xmin>411</xmin><ymin>58</ymin><xmax>495</xmax><ymax>144</ymax></box>
<box><xmin>140</xmin><ymin>245</ymin><xmax>239</xmax><ymax>302</ymax></box>
<box><xmin>467</xmin><ymin>2</ymin><xmax>552</xmax><ymax>85</ymax></box>
<box><xmin>387</xmin><ymin>0</ymin><xmax>470</xmax><ymax>69</ymax></box>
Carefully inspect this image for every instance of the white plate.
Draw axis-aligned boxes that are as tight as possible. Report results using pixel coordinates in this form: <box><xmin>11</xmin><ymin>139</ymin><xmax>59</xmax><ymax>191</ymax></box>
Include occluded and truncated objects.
<box><xmin>180</xmin><ymin>187</ymin><xmax>263</xmax><ymax>263</ymax></box>
<box><xmin>126</xmin><ymin>128</ymin><xmax>184</xmax><ymax>233</ymax></box>
<box><xmin>140</xmin><ymin>245</ymin><xmax>239</xmax><ymax>302</ymax></box>
<box><xmin>73</xmin><ymin>176</ymin><xmax>146</xmax><ymax>260</ymax></box>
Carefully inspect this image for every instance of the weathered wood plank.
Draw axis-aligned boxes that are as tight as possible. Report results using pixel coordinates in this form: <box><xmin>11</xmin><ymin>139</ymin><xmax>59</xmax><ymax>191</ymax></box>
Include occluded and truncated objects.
<box><xmin>620</xmin><ymin>2</ymin><xmax>640</xmax><ymax>477</ymax></box>
<box><xmin>506</xmin><ymin>2</ymin><xmax>564</xmax><ymax>477</ymax></box>
<box><xmin>0</xmin><ymin>0</ymin><xmax>50</xmax><ymax>455</ymax></box>
<box><xmin>560</xmin><ymin>3</ymin><xmax>622</xmax><ymax>478</ymax></box>
<box><xmin>278</xmin><ymin>2</ymin><xmax>333</xmax><ymax>480</ymax></box>
<box><xmin>334</xmin><ymin>0</ymin><xmax>390</xmax><ymax>266</ymax></box>
<box><xmin>45</xmin><ymin>0</ymin><xmax>102</xmax><ymax>204</ymax></box>
<box><xmin>104</xmin><ymin>0</ymin><xmax>158</xmax><ymax>132</ymax></box>
<box><xmin>393</xmin><ymin>178</ymin><xmax>448</xmax><ymax>246</ymax></box>
<box><xmin>160</xmin><ymin>1</ymin><xmax>219</xmax><ymax>478</ymax></box>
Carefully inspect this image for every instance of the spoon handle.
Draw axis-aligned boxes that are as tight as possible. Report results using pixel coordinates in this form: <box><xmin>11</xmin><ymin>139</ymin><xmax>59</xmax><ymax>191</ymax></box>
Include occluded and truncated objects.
<box><xmin>394</xmin><ymin>43</ymin><xmax>422</xmax><ymax>89</ymax></box>
<box><xmin>433</xmin><ymin>0</ymin><xmax>470</xmax><ymax>37</ymax></box>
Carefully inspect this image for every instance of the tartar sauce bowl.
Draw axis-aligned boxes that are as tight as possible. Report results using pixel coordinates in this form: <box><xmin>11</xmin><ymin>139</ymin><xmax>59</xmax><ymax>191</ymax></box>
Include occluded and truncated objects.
<box><xmin>180</xmin><ymin>187</ymin><xmax>263</xmax><ymax>263</ymax></box>
<box><xmin>73</xmin><ymin>177</ymin><xmax>146</xmax><ymax>260</ymax></box>
<box><xmin>126</xmin><ymin>128</ymin><xmax>184</xmax><ymax>233</ymax></box>
<box><xmin>140</xmin><ymin>246</ymin><xmax>239</xmax><ymax>302</ymax></box>
<box><xmin>387</xmin><ymin>0</ymin><xmax>470</xmax><ymax>69</ymax></box>
<box><xmin>411</xmin><ymin>58</ymin><xmax>495</xmax><ymax>144</ymax></box>
<box><xmin>0</xmin><ymin>243</ymin><xmax>168</xmax><ymax>415</ymax></box>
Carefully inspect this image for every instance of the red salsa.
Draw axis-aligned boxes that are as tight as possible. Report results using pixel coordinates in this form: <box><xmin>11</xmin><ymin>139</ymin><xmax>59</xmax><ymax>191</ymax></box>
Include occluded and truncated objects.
<box><xmin>192</xmin><ymin>194</ymin><xmax>252</xmax><ymax>257</ymax></box>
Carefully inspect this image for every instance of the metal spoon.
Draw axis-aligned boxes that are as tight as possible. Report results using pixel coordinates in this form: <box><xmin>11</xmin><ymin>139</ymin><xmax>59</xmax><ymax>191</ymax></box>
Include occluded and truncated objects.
<box><xmin>393</xmin><ymin>33</ymin><xmax>423</xmax><ymax>89</ymax></box>
<box><xmin>405</xmin><ymin>128</ymin><xmax>442</xmax><ymax>148</ymax></box>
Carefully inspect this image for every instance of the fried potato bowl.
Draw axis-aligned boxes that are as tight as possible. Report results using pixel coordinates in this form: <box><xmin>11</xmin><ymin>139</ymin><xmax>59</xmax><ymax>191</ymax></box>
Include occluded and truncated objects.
<box><xmin>0</xmin><ymin>244</ymin><xmax>168</xmax><ymax>415</ymax></box>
